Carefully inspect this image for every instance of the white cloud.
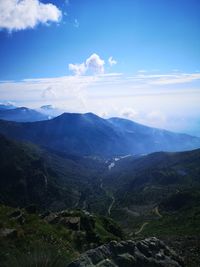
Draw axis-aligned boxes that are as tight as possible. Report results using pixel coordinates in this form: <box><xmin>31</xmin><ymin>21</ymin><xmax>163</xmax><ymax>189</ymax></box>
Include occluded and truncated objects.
<box><xmin>131</xmin><ymin>72</ymin><xmax>200</xmax><ymax>85</ymax></box>
<box><xmin>0</xmin><ymin>0</ymin><xmax>62</xmax><ymax>32</ymax></box>
<box><xmin>120</xmin><ymin>107</ymin><xmax>138</xmax><ymax>120</ymax></box>
<box><xmin>108</xmin><ymin>56</ymin><xmax>117</xmax><ymax>66</ymax></box>
<box><xmin>69</xmin><ymin>53</ymin><xmax>105</xmax><ymax>75</ymax></box>
<box><xmin>1</xmin><ymin>70</ymin><xmax>200</xmax><ymax>135</ymax></box>
<box><xmin>86</xmin><ymin>53</ymin><xmax>105</xmax><ymax>74</ymax></box>
<box><xmin>68</xmin><ymin>63</ymin><xmax>86</xmax><ymax>76</ymax></box>
<box><xmin>150</xmin><ymin>73</ymin><xmax>200</xmax><ymax>85</ymax></box>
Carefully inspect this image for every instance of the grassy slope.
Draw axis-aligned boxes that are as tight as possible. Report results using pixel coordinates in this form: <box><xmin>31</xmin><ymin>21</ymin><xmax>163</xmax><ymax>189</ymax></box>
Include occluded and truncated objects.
<box><xmin>0</xmin><ymin>205</ymin><xmax>124</xmax><ymax>267</ymax></box>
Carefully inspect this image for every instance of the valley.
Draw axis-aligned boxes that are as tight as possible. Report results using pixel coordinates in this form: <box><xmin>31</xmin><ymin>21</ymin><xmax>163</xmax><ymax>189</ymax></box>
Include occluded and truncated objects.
<box><xmin>0</xmin><ymin>109</ymin><xmax>200</xmax><ymax>266</ymax></box>
<box><xmin>1</xmin><ymin>0</ymin><xmax>200</xmax><ymax>265</ymax></box>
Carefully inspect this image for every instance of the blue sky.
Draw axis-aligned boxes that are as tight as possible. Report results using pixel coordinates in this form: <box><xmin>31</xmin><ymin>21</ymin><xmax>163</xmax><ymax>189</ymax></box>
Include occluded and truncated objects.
<box><xmin>0</xmin><ymin>0</ymin><xmax>200</xmax><ymax>136</ymax></box>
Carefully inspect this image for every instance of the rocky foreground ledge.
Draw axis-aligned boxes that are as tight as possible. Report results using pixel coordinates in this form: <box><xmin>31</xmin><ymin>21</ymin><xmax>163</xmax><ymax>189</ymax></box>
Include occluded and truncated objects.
<box><xmin>68</xmin><ymin>237</ymin><xmax>184</xmax><ymax>267</ymax></box>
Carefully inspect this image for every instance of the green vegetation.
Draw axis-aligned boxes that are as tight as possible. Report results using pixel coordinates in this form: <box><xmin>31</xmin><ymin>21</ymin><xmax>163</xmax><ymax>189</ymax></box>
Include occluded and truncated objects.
<box><xmin>0</xmin><ymin>205</ymin><xmax>124</xmax><ymax>266</ymax></box>
<box><xmin>1</xmin><ymin>134</ymin><xmax>200</xmax><ymax>265</ymax></box>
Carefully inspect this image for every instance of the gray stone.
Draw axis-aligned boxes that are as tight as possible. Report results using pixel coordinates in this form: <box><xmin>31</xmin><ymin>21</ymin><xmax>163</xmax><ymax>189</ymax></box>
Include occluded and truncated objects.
<box><xmin>67</xmin><ymin>237</ymin><xmax>184</xmax><ymax>267</ymax></box>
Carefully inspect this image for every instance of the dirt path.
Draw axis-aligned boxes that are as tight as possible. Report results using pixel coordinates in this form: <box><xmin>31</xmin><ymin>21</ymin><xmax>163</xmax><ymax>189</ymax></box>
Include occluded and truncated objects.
<box><xmin>100</xmin><ymin>180</ymin><xmax>115</xmax><ymax>216</ymax></box>
<box><xmin>135</xmin><ymin>222</ymin><xmax>149</xmax><ymax>235</ymax></box>
<box><xmin>108</xmin><ymin>196</ymin><xmax>115</xmax><ymax>216</ymax></box>
<box><xmin>154</xmin><ymin>206</ymin><xmax>162</xmax><ymax>218</ymax></box>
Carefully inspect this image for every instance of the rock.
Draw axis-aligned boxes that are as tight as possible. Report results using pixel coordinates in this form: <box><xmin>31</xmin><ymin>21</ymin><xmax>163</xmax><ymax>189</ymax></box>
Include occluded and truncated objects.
<box><xmin>67</xmin><ymin>237</ymin><xmax>184</xmax><ymax>267</ymax></box>
<box><xmin>9</xmin><ymin>209</ymin><xmax>21</xmax><ymax>218</ymax></box>
<box><xmin>44</xmin><ymin>213</ymin><xmax>60</xmax><ymax>224</ymax></box>
<box><xmin>9</xmin><ymin>209</ymin><xmax>25</xmax><ymax>225</ymax></box>
<box><xmin>0</xmin><ymin>228</ymin><xmax>17</xmax><ymax>238</ymax></box>
<box><xmin>40</xmin><ymin>210</ymin><xmax>50</xmax><ymax>219</ymax></box>
<box><xmin>60</xmin><ymin>216</ymin><xmax>80</xmax><ymax>231</ymax></box>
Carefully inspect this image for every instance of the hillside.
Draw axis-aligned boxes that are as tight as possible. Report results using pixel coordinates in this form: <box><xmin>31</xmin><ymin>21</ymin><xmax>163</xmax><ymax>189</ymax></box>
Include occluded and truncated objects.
<box><xmin>0</xmin><ymin>205</ymin><xmax>124</xmax><ymax>266</ymax></box>
<box><xmin>0</xmin><ymin>134</ymin><xmax>109</xmax><ymax>212</ymax></box>
<box><xmin>103</xmin><ymin>149</ymin><xmax>200</xmax><ymax>238</ymax></box>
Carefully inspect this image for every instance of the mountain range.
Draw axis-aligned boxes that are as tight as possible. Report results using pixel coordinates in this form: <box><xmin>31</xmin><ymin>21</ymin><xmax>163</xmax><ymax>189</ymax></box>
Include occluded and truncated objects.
<box><xmin>0</xmin><ymin>107</ymin><xmax>49</xmax><ymax>122</ymax></box>
<box><xmin>0</xmin><ymin>110</ymin><xmax>199</xmax><ymax>157</ymax></box>
<box><xmin>0</xmin><ymin>106</ymin><xmax>200</xmax><ymax>266</ymax></box>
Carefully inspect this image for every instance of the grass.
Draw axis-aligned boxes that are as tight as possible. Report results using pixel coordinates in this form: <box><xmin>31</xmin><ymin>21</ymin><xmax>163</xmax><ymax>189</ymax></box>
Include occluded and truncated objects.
<box><xmin>0</xmin><ymin>205</ymin><xmax>125</xmax><ymax>266</ymax></box>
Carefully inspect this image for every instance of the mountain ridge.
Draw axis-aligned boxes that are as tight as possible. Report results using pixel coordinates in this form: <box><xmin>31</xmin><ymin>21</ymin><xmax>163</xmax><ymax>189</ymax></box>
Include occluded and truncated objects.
<box><xmin>0</xmin><ymin>107</ymin><xmax>50</xmax><ymax>122</ymax></box>
<box><xmin>0</xmin><ymin>111</ymin><xmax>200</xmax><ymax>157</ymax></box>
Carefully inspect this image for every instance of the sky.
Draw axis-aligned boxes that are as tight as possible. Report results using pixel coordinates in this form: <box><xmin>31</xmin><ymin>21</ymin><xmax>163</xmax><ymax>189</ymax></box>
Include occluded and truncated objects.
<box><xmin>0</xmin><ymin>0</ymin><xmax>200</xmax><ymax>136</ymax></box>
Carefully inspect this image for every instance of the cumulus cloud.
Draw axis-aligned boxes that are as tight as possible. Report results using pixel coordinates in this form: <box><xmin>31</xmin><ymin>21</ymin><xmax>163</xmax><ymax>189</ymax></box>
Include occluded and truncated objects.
<box><xmin>68</xmin><ymin>63</ymin><xmax>86</xmax><ymax>76</ymax></box>
<box><xmin>108</xmin><ymin>56</ymin><xmax>117</xmax><ymax>66</ymax></box>
<box><xmin>0</xmin><ymin>0</ymin><xmax>62</xmax><ymax>32</ymax></box>
<box><xmin>69</xmin><ymin>53</ymin><xmax>105</xmax><ymax>75</ymax></box>
<box><xmin>86</xmin><ymin>54</ymin><xmax>105</xmax><ymax>74</ymax></box>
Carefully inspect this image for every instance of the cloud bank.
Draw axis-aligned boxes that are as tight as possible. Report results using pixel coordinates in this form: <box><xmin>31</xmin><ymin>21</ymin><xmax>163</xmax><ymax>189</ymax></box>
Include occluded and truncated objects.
<box><xmin>0</xmin><ymin>0</ymin><xmax>62</xmax><ymax>32</ymax></box>
<box><xmin>0</xmin><ymin>70</ymin><xmax>200</xmax><ymax>136</ymax></box>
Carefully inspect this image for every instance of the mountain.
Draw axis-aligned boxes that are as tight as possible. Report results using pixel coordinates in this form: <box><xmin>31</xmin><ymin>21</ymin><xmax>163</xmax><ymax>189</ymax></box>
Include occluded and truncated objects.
<box><xmin>0</xmin><ymin>112</ymin><xmax>200</xmax><ymax>157</ymax></box>
<box><xmin>108</xmin><ymin>117</ymin><xmax>200</xmax><ymax>154</ymax></box>
<box><xmin>0</xmin><ymin>107</ymin><xmax>49</xmax><ymax>122</ymax></box>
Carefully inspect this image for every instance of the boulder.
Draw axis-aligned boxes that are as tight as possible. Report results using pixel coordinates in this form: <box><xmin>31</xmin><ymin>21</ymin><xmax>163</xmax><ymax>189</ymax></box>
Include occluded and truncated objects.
<box><xmin>67</xmin><ymin>237</ymin><xmax>184</xmax><ymax>267</ymax></box>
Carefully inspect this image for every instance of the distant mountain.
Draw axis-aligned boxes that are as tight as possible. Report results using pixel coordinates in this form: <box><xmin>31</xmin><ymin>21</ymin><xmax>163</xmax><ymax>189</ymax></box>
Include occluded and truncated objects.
<box><xmin>108</xmin><ymin>117</ymin><xmax>200</xmax><ymax>153</ymax></box>
<box><xmin>0</xmin><ymin>107</ymin><xmax>49</xmax><ymax>122</ymax></box>
<box><xmin>0</xmin><ymin>112</ymin><xmax>200</xmax><ymax>157</ymax></box>
<box><xmin>0</xmin><ymin>103</ymin><xmax>16</xmax><ymax>110</ymax></box>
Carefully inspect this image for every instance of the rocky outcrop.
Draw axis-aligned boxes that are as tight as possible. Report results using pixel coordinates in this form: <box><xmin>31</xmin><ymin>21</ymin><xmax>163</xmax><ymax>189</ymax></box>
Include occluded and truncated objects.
<box><xmin>9</xmin><ymin>209</ymin><xmax>25</xmax><ymax>225</ymax></box>
<box><xmin>68</xmin><ymin>237</ymin><xmax>184</xmax><ymax>267</ymax></box>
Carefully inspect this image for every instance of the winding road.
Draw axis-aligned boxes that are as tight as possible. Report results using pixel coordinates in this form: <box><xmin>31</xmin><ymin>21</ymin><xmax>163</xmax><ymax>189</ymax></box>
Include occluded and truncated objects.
<box><xmin>154</xmin><ymin>206</ymin><xmax>162</xmax><ymax>218</ymax></box>
<box><xmin>108</xmin><ymin>196</ymin><xmax>115</xmax><ymax>216</ymax></box>
<box><xmin>135</xmin><ymin>222</ymin><xmax>149</xmax><ymax>235</ymax></box>
<box><xmin>100</xmin><ymin>180</ymin><xmax>115</xmax><ymax>216</ymax></box>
